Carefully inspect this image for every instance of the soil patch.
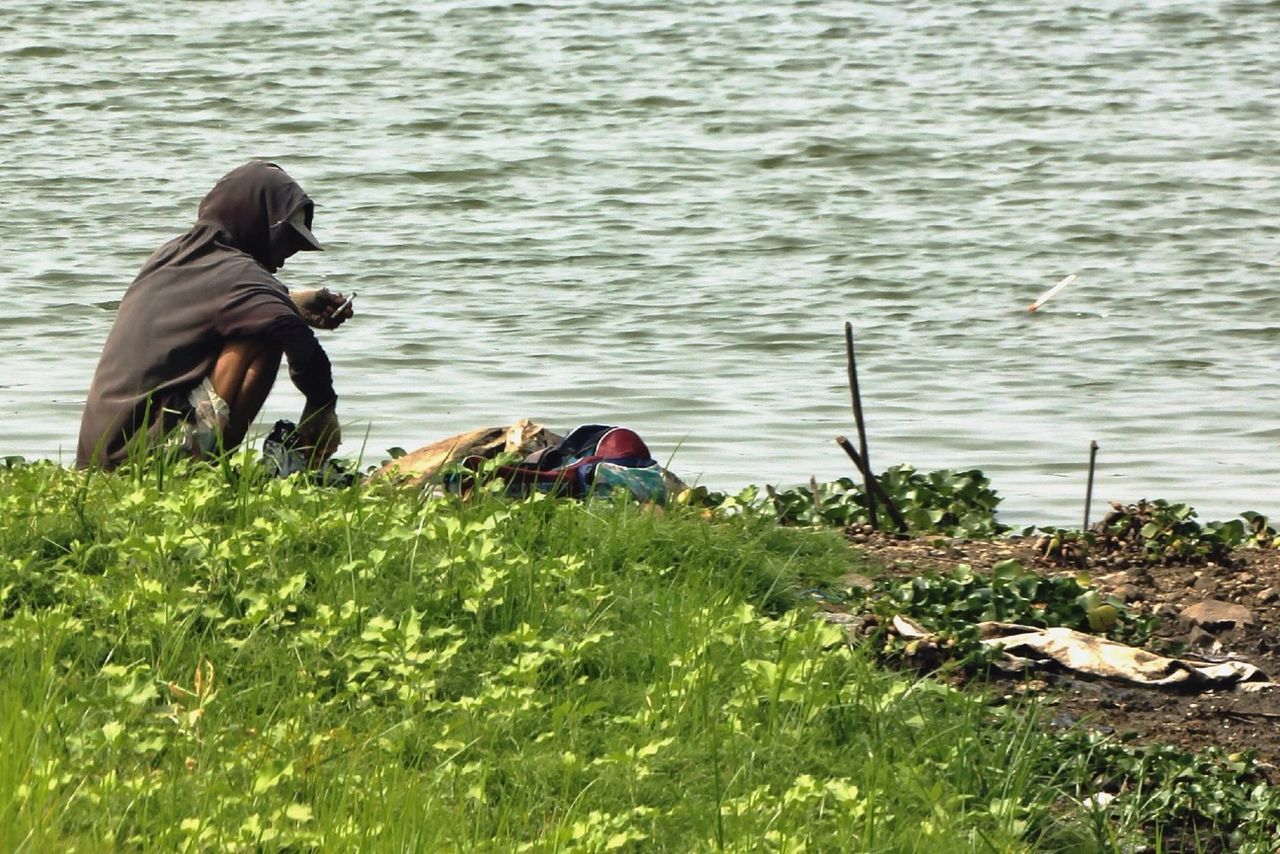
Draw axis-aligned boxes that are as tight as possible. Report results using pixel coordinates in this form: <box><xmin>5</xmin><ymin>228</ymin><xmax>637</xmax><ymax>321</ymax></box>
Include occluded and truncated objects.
<box><xmin>844</xmin><ymin>528</ymin><xmax>1280</xmax><ymax>769</ymax></box>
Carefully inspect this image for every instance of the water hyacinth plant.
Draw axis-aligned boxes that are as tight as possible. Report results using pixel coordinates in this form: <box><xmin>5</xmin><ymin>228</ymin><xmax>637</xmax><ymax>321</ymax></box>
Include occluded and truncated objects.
<box><xmin>843</xmin><ymin>560</ymin><xmax>1155</xmax><ymax>669</ymax></box>
<box><xmin>1029</xmin><ymin>501</ymin><xmax>1280</xmax><ymax>569</ymax></box>
<box><xmin>684</xmin><ymin>465</ymin><xmax>1009</xmax><ymax>539</ymax></box>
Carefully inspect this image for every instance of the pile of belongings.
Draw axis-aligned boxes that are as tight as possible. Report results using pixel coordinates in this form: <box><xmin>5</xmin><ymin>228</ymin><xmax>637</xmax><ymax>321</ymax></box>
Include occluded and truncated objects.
<box><xmin>369</xmin><ymin>419</ymin><xmax>686</xmax><ymax>504</ymax></box>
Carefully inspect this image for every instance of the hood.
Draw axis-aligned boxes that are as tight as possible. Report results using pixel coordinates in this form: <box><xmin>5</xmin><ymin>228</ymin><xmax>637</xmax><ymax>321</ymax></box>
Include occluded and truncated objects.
<box><xmin>195</xmin><ymin>160</ymin><xmax>316</xmax><ymax>268</ymax></box>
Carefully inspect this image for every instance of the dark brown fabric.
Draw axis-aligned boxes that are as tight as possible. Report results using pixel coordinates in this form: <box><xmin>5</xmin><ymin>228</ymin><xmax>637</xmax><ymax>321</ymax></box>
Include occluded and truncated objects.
<box><xmin>77</xmin><ymin>161</ymin><xmax>336</xmax><ymax>469</ymax></box>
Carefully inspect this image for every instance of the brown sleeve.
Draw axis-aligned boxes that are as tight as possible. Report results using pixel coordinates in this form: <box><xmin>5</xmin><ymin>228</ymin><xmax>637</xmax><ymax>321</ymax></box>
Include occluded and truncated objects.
<box><xmin>216</xmin><ymin>285</ymin><xmax>337</xmax><ymax>407</ymax></box>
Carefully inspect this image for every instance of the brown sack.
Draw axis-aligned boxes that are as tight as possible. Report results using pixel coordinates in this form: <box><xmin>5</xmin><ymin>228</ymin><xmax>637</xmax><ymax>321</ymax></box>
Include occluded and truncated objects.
<box><xmin>369</xmin><ymin>418</ymin><xmax>562</xmax><ymax>487</ymax></box>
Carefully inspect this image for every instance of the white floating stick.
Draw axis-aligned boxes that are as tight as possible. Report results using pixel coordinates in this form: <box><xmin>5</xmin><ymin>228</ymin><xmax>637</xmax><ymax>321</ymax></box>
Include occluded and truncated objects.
<box><xmin>1027</xmin><ymin>273</ymin><xmax>1077</xmax><ymax>312</ymax></box>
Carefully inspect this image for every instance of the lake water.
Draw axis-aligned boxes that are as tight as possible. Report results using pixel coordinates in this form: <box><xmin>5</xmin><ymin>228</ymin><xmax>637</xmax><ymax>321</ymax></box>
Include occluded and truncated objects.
<box><xmin>3</xmin><ymin>0</ymin><xmax>1278</xmax><ymax>528</ymax></box>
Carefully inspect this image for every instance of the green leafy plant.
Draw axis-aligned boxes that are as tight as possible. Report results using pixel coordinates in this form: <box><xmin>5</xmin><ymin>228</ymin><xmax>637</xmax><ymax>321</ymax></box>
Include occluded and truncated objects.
<box><xmin>1238</xmin><ymin>511</ymin><xmax>1277</xmax><ymax>548</ymax></box>
<box><xmin>1027</xmin><ymin>527</ymin><xmax>1095</xmax><ymax>567</ymax></box>
<box><xmin>1029</xmin><ymin>503</ymin><xmax>1280</xmax><ymax>568</ymax></box>
<box><xmin>1044</xmin><ymin>729</ymin><xmax>1280</xmax><ymax>853</ymax></box>
<box><xmin>843</xmin><ymin>560</ymin><xmax>1153</xmax><ymax>667</ymax></box>
<box><xmin>1094</xmin><ymin>500</ymin><xmax>1276</xmax><ymax>566</ymax></box>
<box><xmin>682</xmin><ymin>465</ymin><xmax>1009</xmax><ymax>538</ymax></box>
<box><xmin>877</xmin><ymin>465</ymin><xmax>1009</xmax><ymax>538</ymax></box>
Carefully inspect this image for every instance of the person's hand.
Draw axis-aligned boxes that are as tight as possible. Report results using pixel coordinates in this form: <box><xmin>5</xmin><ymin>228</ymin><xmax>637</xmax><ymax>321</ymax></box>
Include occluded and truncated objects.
<box><xmin>297</xmin><ymin>401</ymin><xmax>341</xmax><ymax>467</ymax></box>
<box><xmin>290</xmin><ymin>288</ymin><xmax>354</xmax><ymax>330</ymax></box>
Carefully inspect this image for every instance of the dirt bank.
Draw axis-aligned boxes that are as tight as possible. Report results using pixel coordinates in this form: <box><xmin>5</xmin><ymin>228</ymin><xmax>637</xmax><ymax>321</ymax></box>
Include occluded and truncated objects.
<box><xmin>846</xmin><ymin>530</ymin><xmax>1280</xmax><ymax>769</ymax></box>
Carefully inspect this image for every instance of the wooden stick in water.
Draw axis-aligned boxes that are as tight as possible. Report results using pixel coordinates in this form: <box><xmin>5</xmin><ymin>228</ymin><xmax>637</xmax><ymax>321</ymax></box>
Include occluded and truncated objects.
<box><xmin>835</xmin><ymin>436</ymin><xmax>908</xmax><ymax>533</ymax></box>
<box><xmin>844</xmin><ymin>322</ymin><xmax>878</xmax><ymax>529</ymax></box>
<box><xmin>1084</xmin><ymin>440</ymin><xmax>1099</xmax><ymax>530</ymax></box>
<box><xmin>1027</xmin><ymin>273</ymin><xmax>1077</xmax><ymax>312</ymax></box>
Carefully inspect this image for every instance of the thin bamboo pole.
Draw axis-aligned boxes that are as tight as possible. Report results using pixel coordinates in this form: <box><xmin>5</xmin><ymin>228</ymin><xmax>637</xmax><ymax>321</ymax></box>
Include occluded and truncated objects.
<box><xmin>1084</xmin><ymin>440</ymin><xmax>1099</xmax><ymax>530</ymax></box>
<box><xmin>844</xmin><ymin>322</ymin><xmax>878</xmax><ymax>529</ymax></box>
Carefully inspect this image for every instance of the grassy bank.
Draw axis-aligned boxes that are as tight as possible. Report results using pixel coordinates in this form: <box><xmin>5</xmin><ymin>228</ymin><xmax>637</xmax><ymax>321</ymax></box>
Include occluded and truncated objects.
<box><xmin>0</xmin><ymin>458</ymin><xmax>1272</xmax><ymax>850</ymax></box>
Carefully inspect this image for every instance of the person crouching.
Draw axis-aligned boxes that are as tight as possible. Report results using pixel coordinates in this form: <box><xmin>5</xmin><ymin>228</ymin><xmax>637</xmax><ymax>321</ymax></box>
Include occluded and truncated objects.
<box><xmin>76</xmin><ymin>160</ymin><xmax>353</xmax><ymax>470</ymax></box>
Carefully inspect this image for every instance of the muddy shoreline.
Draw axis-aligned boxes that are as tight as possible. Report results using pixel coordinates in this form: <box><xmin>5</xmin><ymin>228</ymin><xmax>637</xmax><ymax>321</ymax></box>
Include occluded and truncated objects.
<box><xmin>843</xmin><ymin>529</ymin><xmax>1280</xmax><ymax>769</ymax></box>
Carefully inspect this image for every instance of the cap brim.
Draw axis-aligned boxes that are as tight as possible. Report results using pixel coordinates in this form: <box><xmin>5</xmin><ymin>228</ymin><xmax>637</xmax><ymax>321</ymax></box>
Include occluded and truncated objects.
<box><xmin>289</xmin><ymin>219</ymin><xmax>324</xmax><ymax>251</ymax></box>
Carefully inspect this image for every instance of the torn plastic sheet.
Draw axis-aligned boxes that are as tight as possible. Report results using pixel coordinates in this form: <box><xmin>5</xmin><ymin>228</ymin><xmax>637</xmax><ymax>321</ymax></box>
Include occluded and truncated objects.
<box><xmin>975</xmin><ymin>623</ymin><xmax>1270</xmax><ymax>689</ymax></box>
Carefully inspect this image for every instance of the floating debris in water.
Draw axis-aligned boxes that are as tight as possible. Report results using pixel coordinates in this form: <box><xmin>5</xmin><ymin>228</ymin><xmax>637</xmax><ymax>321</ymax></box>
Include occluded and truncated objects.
<box><xmin>1027</xmin><ymin>273</ymin><xmax>1077</xmax><ymax>312</ymax></box>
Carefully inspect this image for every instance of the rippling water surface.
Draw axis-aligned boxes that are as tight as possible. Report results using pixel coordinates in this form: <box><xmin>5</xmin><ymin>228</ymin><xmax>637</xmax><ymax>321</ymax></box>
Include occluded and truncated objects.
<box><xmin>3</xmin><ymin>1</ymin><xmax>1279</xmax><ymax>526</ymax></box>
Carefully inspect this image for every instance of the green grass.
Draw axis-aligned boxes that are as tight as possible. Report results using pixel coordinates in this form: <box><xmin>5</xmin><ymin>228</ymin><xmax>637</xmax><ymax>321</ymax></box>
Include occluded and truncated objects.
<box><xmin>0</xmin><ymin>456</ymin><xmax>1274</xmax><ymax>851</ymax></box>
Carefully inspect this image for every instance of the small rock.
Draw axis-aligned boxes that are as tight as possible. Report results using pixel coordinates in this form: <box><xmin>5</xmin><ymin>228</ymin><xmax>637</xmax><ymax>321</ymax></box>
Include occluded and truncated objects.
<box><xmin>1180</xmin><ymin>599</ymin><xmax>1256</xmax><ymax>632</ymax></box>
<box><xmin>1187</xmin><ymin>625</ymin><xmax>1218</xmax><ymax>648</ymax></box>
<box><xmin>1257</xmin><ymin>587</ymin><xmax>1278</xmax><ymax>604</ymax></box>
<box><xmin>1237</xmin><ymin>572</ymin><xmax>1256</xmax><ymax>585</ymax></box>
<box><xmin>1194</xmin><ymin>574</ymin><xmax>1217</xmax><ymax>593</ymax></box>
<box><xmin>1113</xmin><ymin>584</ymin><xmax>1143</xmax><ymax>602</ymax></box>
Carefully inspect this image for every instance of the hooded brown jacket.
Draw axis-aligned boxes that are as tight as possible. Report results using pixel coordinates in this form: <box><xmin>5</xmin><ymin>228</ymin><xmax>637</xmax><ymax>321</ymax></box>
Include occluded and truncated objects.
<box><xmin>76</xmin><ymin>161</ymin><xmax>336</xmax><ymax>468</ymax></box>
